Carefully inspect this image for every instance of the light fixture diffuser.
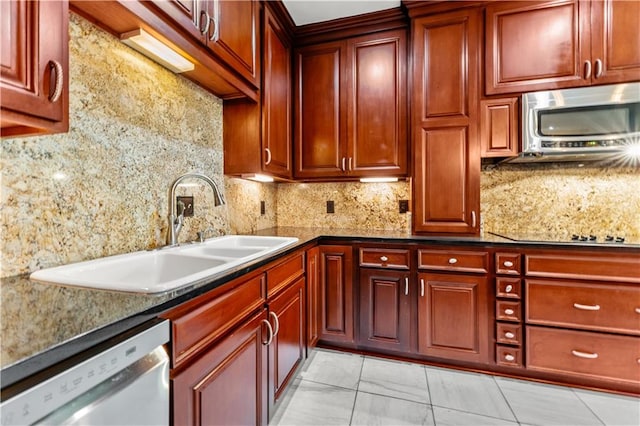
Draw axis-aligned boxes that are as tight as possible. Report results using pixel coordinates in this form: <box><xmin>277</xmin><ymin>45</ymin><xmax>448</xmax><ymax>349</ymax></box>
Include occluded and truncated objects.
<box><xmin>242</xmin><ymin>174</ymin><xmax>275</xmax><ymax>183</ymax></box>
<box><xmin>359</xmin><ymin>177</ymin><xmax>399</xmax><ymax>183</ymax></box>
<box><xmin>121</xmin><ymin>29</ymin><xmax>194</xmax><ymax>73</ymax></box>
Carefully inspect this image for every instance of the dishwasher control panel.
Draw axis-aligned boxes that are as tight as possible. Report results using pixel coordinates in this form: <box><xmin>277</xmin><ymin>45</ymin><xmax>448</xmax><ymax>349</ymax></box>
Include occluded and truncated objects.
<box><xmin>0</xmin><ymin>320</ymin><xmax>169</xmax><ymax>425</ymax></box>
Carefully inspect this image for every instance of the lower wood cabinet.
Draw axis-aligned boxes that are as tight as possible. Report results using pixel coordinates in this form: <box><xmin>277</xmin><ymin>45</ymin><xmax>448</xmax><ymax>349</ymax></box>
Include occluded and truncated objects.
<box><xmin>306</xmin><ymin>246</ymin><xmax>320</xmax><ymax>350</ymax></box>
<box><xmin>172</xmin><ymin>309</ymin><xmax>269</xmax><ymax>426</ymax></box>
<box><xmin>267</xmin><ymin>277</ymin><xmax>305</xmax><ymax>414</ymax></box>
<box><xmin>417</xmin><ymin>272</ymin><xmax>490</xmax><ymax>364</ymax></box>
<box><xmin>359</xmin><ymin>269</ymin><xmax>411</xmax><ymax>353</ymax></box>
<box><xmin>318</xmin><ymin>245</ymin><xmax>355</xmax><ymax>346</ymax></box>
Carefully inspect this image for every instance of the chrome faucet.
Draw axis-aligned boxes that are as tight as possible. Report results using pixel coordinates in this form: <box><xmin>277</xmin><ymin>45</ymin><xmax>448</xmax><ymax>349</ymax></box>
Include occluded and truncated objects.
<box><xmin>167</xmin><ymin>172</ymin><xmax>226</xmax><ymax>246</ymax></box>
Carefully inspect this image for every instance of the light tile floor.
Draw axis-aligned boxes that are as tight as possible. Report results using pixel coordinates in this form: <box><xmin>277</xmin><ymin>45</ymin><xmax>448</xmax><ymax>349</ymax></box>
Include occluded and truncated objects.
<box><xmin>270</xmin><ymin>349</ymin><xmax>640</xmax><ymax>426</ymax></box>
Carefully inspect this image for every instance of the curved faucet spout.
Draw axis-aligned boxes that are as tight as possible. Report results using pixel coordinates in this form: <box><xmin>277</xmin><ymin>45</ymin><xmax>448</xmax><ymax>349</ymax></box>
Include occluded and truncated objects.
<box><xmin>167</xmin><ymin>172</ymin><xmax>226</xmax><ymax>246</ymax></box>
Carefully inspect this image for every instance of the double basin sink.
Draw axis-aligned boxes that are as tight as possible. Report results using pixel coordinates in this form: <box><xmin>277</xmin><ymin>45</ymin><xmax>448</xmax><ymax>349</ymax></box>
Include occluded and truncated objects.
<box><xmin>30</xmin><ymin>235</ymin><xmax>299</xmax><ymax>294</ymax></box>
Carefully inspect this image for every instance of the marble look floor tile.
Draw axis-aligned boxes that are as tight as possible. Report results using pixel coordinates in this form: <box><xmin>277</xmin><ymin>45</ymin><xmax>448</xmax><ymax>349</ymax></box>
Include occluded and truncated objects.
<box><xmin>350</xmin><ymin>391</ymin><xmax>434</xmax><ymax>426</ymax></box>
<box><xmin>270</xmin><ymin>379</ymin><xmax>356</xmax><ymax>426</ymax></box>
<box><xmin>300</xmin><ymin>349</ymin><xmax>363</xmax><ymax>390</ymax></box>
<box><xmin>432</xmin><ymin>406</ymin><xmax>519</xmax><ymax>426</ymax></box>
<box><xmin>359</xmin><ymin>357</ymin><xmax>430</xmax><ymax>404</ymax></box>
<box><xmin>574</xmin><ymin>389</ymin><xmax>640</xmax><ymax>426</ymax></box>
<box><xmin>496</xmin><ymin>378</ymin><xmax>602</xmax><ymax>426</ymax></box>
<box><xmin>426</xmin><ymin>367</ymin><xmax>516</xmax><ymax>422</ymax></box>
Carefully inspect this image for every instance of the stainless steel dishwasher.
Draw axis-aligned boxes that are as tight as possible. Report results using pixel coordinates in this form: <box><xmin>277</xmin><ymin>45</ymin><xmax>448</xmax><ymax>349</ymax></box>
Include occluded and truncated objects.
<box><xmin>0</xmin><ymin>320</ymin><xmax>170</xmax><ymax>425</ymax></box>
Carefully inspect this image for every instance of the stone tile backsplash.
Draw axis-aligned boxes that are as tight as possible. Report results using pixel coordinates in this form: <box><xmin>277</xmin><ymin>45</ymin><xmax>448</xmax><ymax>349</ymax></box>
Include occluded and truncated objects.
<box><xmin>2</xmin><ymin>14</ymin><xmax>638</xmax><ymax>279</ymax></box>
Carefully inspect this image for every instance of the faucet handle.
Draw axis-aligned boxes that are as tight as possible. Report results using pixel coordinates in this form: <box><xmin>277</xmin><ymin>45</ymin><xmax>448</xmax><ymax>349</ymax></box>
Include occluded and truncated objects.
<box><xmin>197</xmin><ymin>227</ymin><xmax>217</xmax><ymax>243</ymax></box>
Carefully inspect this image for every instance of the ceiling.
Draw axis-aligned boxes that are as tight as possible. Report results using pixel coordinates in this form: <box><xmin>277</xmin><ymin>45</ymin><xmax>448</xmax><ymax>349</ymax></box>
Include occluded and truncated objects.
<box><xmin>282</xmin><ymin>0</ymin><xmax>401</xmax><ymax>26</ymax></box>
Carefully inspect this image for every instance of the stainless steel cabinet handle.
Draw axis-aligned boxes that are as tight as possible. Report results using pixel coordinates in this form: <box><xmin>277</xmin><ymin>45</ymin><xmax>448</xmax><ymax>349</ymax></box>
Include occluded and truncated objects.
<box><xmin>584</xmin><ymin>60</ymin><xmax>592</xmax><ymax>79</ymax></box>
<box><xmin>348</xmin><ymin>157</ymin><xmax>353</xmax><ymax>171</ymax></box>
<box><xmin>265</xmin><ymin>148</ymin><xmax>272</xmax><ymax>165</ymax></box>
<box><xmin>261</xmin><ymin>319</ymin><xmax>274</xmax><ymax>346</ymax></box>
<box><xmin>503</xmin><ymin>261</ymin><xmax>514</xmax><ymax>268</ymax></box>
<box><xmin>471</xmin><ymin>211</ymin><xmax>477</xmax><ymax>228</ymax></box>
<box><xmin>208</xmin><ymin>16</ymin><xmax>218</xmax><ymax>41</ymax></box>
<box><xmin>505</xmin><ymin>285</ymin><xmax>513</xmax><ymax>293</ymax></box>
<box><xmin>594</xmin><ymin>58</ymin><xmax>603</xmax><ymax>78</ymax></box>
<box><xmin>380</xmin><ymin>256</ymin><xmax>388</xmax><ymax>262</ymax></box>
<box><xmin>198</xmin><ymin>10</ymin><xmax>211</xmax><ymax>35</ymax></box>
<box><xmin>420</xmin><ymin>278</ymin><xmax>425</xmax><ymax>297</ymax></box>
<box><xmin>572</xmin><ymin>350</ymin><xmax>598</xmax><ymax>359</ymax></box>
<box><xmin>448</xmin><ymin>258</ymin><xmax>458</xmax><ymax>264</ymax></box>
<box><xmin>573</xmin><ymin>303</ymin><xmax>600</xmax><ymax>311</ymax></box>
<box><xmin>504</xmin><ymin>354</ymin><xmax>515</xmax><ymax>362</ymax></box>
<box><xmin>504</xmin><ymin>308</ymin><xmax>515</xmax><ymax>315</ymax></box>
<box><xmin>505</xmin><ymin>332</ymin><xmax>515</xmax><ymax>339</ymax></box>
<box><xmin>269</xmin><ymin>311</ymin><xmax>280</xmax><ymax>336</ymax></box>
<box><xmin>635</xmin><ymin>308</ymin><xmax>640</xmax><ymax>314</ymax></box>
<box><xmin>342</xmin><ymin>157</ymin><xmax>346</xmax><ymax>172</ymax></box>
<box><xmin>404</xmin><ymin>277</ymin><xmax>409</xmax><ymax>296</ymax></box>
<box><xmin>48</xmin><ymin>60</ymin><xmax>63</xmax><ymax>102</ymax></box>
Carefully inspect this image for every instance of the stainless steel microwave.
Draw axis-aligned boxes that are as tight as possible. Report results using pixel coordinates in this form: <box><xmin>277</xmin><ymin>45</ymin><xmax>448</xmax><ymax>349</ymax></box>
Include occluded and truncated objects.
<box><xmin>508</xmin><ymin>82</ymin><xmax>640</xmax><ymax>163</ymax></box>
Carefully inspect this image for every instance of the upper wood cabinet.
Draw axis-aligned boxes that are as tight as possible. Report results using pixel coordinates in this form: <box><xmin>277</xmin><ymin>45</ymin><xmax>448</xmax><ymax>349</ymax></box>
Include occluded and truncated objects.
<box><xmin>1</xmin><ymin>0</ymin><xmax>69</xmax><ymax>138</ymax></box>
<box><xmin>224</xmin><ymin>2</ymin><xmax>292</xmax><ymax>180</ymax></box>
<box><xmin>294</xmin><ymin>29</ymin><xmax>408</xmax><ymax>179</ymax></box>
<box><xmin>485</xmin><ymin>0</ymin><xmax>640</xmax><ymax>95</ymax></box>
<box><xmin>150</xmin><ymin>0</ymin><xmax>259</xmax><ymax>87</ymax></box>
<box><xmin>480</xmin><ymin>97</ymin><xmax>518</xmax><ymax>158</ymax></box>
<box><xmin>411</xmin><ymin>8</ymin><xmax>481</xmax><ymax>235</ymax></box>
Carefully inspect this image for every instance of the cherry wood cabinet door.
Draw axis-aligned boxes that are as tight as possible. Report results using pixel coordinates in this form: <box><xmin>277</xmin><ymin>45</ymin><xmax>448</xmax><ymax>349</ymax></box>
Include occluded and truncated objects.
<box><xmin>1</xmin><ymin>0</ymin><xmax>68</xmax><ymax>137</ymax></box>
<box><xmin>318</xmin><ymin>245</ymin><xmax>355</xmax><ymax>345</ymax></box>
<box><xmin>347</xmin><ymin>30</ymin><xmax>407</xmax><ymax>177</ymax></box>
<box><xmin>480</xmin><ymin>98</ymin><xmax>518</xmax><ymax>158</ymax></box>
<box><xmin>172</xmin><ymin>310</ymin><xmax>268</xmax><ymax>426</ymax></box>
<box><xmin>485</xmin><ymin>0</ymin><xmax>588</xmax><ymax>94</ymax></box>
<box><xmin>417</xmin><ymin>272</ymin><xmax>489</xmax><ymax>363</ymax></box>
<box><xmin>294</xmin><ymin>41</ymin><xmax>347</xmax><ymax>179</ymax></box>
<box><xmin>589</xmin><ymin>0</ymin><xmax>640</xmax><ymax>84</ymax></box>
<box><xmin>148</xmin><ymin>0</ymin><xmax>202</xmax><ymax>41</ymax></box>
<box><xmin>306</xmin><ymin>246</ymin><xmax>320</xmax><ymax>350</ymax></box>
<box><xmin>209</xmin><ymin>0</ymin><xmax>259</xmax><ymax>87</ymax></box>
<box><xmin>262</xmin><ymin>5</ymin><xmax>292</xmax><ymax>178</ymax></box>
<box><xmin>412</xmin><ymin>8</ymin><xmax>480</xmax><ymax>234</ymax></box>
<box><xmin>268</xmin><ymin>277</ymin><xmax>305</xmax><ymax>414</ymax></box>
<box><xmin>359</xmin><ymin>269</ymin><xmax>411</xmax><ymax>353</ymax></box>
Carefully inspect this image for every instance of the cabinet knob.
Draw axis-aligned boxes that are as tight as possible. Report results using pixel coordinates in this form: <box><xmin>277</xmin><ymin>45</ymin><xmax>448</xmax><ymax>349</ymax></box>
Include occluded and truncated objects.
<box><xmin>634</xmin><ymin>308</ymin><xmax>640</xmax><ymax>314</ymax></box>
<box><xmin>448</xmin><ymin>258</ymin><xmax>458</xmax><ymax>264</ymax></box>
<box><xmin>505</xmin><ymin>332</ymin><xmax>515</xmax><ymax>339</ymax></box>
<box><xmin>503</xmin><ymin>261</ymin><xmax>514</xmax><ymax>268</ymax></box>
<box><xmin>504</xmin><ymin>354</ymin><xmax>515</xmax><ymax>362</ymax></box>
<box><xmin>504</xmin><ymin>308</ymin><xmax>515</xmax><ymax>315</ymax></box>
<box><xmin>505</xmin><ymin>285</ymin><xmax>513</xmax><ymax>293</ymax></box>
<box><xmin>380</xmin><ymin>256</ymin><xmax>388</xmax><ymax>262</ymax></box>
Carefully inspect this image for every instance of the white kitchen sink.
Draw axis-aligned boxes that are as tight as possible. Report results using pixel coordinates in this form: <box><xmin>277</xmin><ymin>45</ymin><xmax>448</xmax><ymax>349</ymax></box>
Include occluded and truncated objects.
<box><xmin>30</xmin><ymin>235</ymin><xmax>298</xmax><ymax>294</ymax></box>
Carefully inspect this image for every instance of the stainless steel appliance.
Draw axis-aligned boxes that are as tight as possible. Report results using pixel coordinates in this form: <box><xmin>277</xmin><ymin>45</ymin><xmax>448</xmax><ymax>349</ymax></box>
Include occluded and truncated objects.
<box><xmin>508</xmin><ymin>82</ymin><xmax>640</xmax><ymax>163</ymax></box>
<box><xmin>0</xmin><ymin>320</ymin><xmax>169</xmax><ymax>425</ymax></box>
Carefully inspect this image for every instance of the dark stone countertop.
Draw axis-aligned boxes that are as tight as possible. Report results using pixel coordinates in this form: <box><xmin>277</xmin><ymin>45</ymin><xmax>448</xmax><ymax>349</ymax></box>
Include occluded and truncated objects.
<box><xmin>2</xmin><ymin>227</ymin><xmax>638</xmax><ymax>388</ymax></box>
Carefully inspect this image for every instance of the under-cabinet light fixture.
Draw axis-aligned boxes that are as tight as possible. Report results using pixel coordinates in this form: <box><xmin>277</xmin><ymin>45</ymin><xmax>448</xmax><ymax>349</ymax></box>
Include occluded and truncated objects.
<box><xmin>243</xmin><ymin>174</ymin><xmax>275</xmax><ymax>183</ymax></box>
<box><xmin>120</xmin><ymin>29</ymin><xmax>194</xmax><ymax>73</ymax></box>
<box><xmin>359</xmin><ymin>177</ymin><xmax>399</xmax><ymax>183</ymax></box>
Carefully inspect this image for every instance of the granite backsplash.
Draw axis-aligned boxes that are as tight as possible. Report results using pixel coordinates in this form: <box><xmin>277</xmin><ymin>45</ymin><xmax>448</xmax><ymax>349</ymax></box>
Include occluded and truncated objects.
<box><xmin>1</xmin><ymin>14</ymin><xmax>638</xmax><ymax>280</ymax></box>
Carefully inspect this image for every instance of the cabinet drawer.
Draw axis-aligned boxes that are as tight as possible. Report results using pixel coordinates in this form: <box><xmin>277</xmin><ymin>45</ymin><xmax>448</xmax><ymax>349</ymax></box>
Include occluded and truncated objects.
<box><xmin>496</xmin><ymin>345</ymin><xmax>522</xmax><ymax>367</ymax></box>
<box><xmin>496</xmin><ymin>323</ymin><xmax>522</xmax><ymax>345</ymax></box>
<box><xmin>360</xmin><ymin>248</ymin><xmax>410</xmax><ymax>269</ymax></box>
<box><xmin>496</xmin><ymin>300</ymin><xmax>521</xmax><ymax>322</ymax></box>
<box><xmin>496</xmin><ymin>277</ymin><xmax>521</xmax><ymax>299</ymax></box>
<box><xmin>525</xmin><ymin>252</ymin><xmax>640</xmax><ymax>283</ymax></box>
<box><xmin>496</xmin><ymin>252</ymin><xmax>521</xmax><ymax>275</ymax></box>
<box><xmin>168</xmin><ymin>273</ymin><xmax>266</xmax><ymax>367</ymax></box>
<box><xmin>418</xmin><ymin>250</ymin><xmax>488</xmax><ymax>273</ymax></box>
<box><xmin>267</xmin><ymin>252</ymin><xmax>305</xmax><ymax>297</ymax></box>
<box><xmin>526</xmin><ymin>279</ymin><xmax>640</xmax><ymax>335</ymax></box>
<box><xmin>527</xmin><ymin>326</ymin><xmax>640</xmax><ymax>386</ymax></box>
